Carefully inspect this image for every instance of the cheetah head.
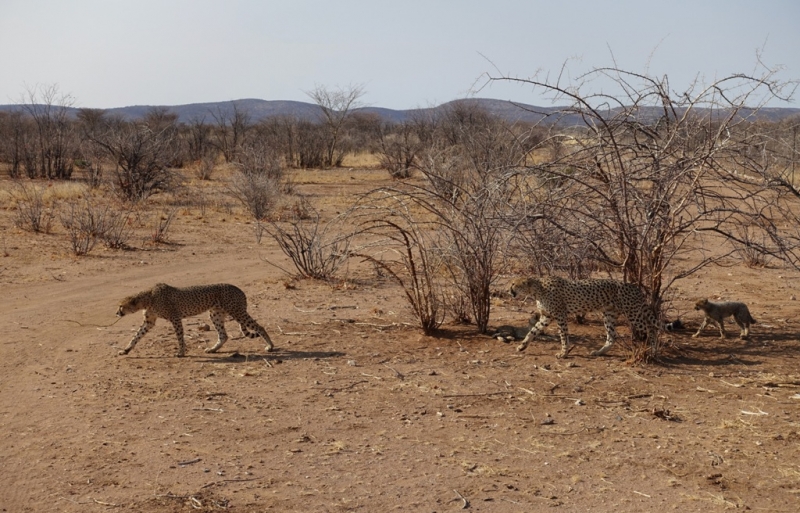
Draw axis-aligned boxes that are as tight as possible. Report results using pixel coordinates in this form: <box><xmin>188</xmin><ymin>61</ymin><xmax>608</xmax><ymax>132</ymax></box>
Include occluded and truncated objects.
<box><xmin>694</xmin><ymin>298</ymin><xmax>709</xmax><ymax>311</ymax></box>
<box><xmin>509</xmin><ymin>277</ymin><xmax>538</xmax><ymax>299</ymax></box>
<box><xmin>117</xmin><ymin>294</ymin><xmax>146</xmax><ymax>317</ymax></box>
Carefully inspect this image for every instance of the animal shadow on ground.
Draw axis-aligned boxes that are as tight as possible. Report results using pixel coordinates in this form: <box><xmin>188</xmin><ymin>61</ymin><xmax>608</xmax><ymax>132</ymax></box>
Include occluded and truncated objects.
<box><xmin>660</xmin><ymin>330</ymin><xmax>800</xmax><ymax>366</ymax></box>
<box><xmin>199</xmin><ymin>349</ymin><xmax>346</xmax><ymax>364</ymax></box>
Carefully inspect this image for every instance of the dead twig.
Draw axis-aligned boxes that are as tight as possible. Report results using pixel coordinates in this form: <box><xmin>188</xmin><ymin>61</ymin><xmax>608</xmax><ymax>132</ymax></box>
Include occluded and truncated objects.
<box><xmin>540</xmin><ymin>426</ymin><xmax>604</xmax><ymax>436</ymax></box>
<box><xmin>355</xmin><ymin>321</ymin><xmax>399</xmax><ymax>329</ymax></box>
<box><xmin>453</xmin><ymin>489</ymin><xmax>469</xmax><ymax>509</ymax></box>
<box><xmin>178</xmin><ymin>458</ymin><xmax>202</xmax><ymax>466</ymax></box>
<box><xmin>325</xmin><ymin>380</ymin><xmax>369</xmax><ymax>393</ymax></box>
<box><xmin>383</xmin><ymin>364</ymin><xmax>404</xmax><ymax>380</ymax></box>
<box><xmin>277</xmin><ymin>325</ymin><xmax>309</xmax><ymax>335</ymax></box>
<box><xmin>761</xmin><ymin>381</ymin><xmax>800</xmax><ymax>387</ymax></box>
<box><xmin>91</xmin><ymin>498</ymin><xmax>120</xmax><ymax>507</ymax></box>
<box><xmin>442</xmin><ymin>391</ymin><xmax>508</xmax><ymax>398</ymax></box>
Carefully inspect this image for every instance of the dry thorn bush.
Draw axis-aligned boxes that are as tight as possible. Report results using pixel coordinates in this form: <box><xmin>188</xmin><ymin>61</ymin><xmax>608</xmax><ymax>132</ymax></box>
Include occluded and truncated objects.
<box><xmin>150</xmin><ymin>208</ymin><xmax>177</xmax><ymax>244</ymax></box>
<box><xmin>259</xmin><ymin>209</ymin><xmax>352</xmax><ymax>281</ymax></box>
<box><xmin>12</xmin><ymin>182</ymin><xmax>55</xmax><ymax>233</ymax></box>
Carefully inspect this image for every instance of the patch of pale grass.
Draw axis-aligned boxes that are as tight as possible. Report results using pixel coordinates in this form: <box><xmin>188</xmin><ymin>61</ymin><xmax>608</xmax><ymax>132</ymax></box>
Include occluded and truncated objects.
<box><xmin>287</xmin><ymin>166</ymin><xmax>387</xmax><ymax>185</ymax></box>
<box><xmin>717</xmin><ymin>418</ymin><xmax>745</xmax><ymax>430</ymax></box>
<box><xmin>325</xmin><ymin>440</ymin><xmax>347</xmax><ymax>453</ymax></box>
<box><xmin>778</xmin><ymin>466</ymin><xmax>800</xmax><ymax>479</ymax></box>
<box><xmin>341</xmin><ymin>151</ymin><xmax>381</xmax><ymax>168</ymax></box>
<box><xmin>42</xmin><ymin>181</ymin><xmax>90</xmax><ymax>202</ymax></box>
<box><xmin>0</xmin><ymin>187</ymin><xmax>12</xmax><ymax>208</ymax></box>
<box><xmin>525</xmin><ymin>436</ymin><xmax>556</xmax><ymax>451</ymax></box>
<box><xmin>1</xmin><ymin>180</ymin><xmax>91</xmax><ymax>207</ymax></box>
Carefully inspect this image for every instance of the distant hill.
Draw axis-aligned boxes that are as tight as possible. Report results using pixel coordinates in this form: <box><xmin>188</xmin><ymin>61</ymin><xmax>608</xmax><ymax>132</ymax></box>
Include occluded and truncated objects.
<box><xmin>0</xmin><ymin>98</ymin><xmax>797</xmax><ymax>125</ymax></box>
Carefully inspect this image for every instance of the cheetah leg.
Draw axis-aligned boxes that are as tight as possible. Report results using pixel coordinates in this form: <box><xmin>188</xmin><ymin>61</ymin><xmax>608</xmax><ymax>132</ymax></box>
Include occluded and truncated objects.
<box><xmin>236</xmin><ymin>313</ymin><xmax>274</xmax><ymax>352</ymax></box>
<box><xmin>692</xmin><ymin>317</ymin><xmax>709</xmax><ymax>338</ymax></box>
<box><xmin>555</xmin><ymin>317</ymin><xmax>572</xmax><ymax>358</ymax></box>
<box><xmin>169</xmin><ymin>318</ymin><xmax>187</xmax><ymax>357</ymax></box>
<box><xmin>715</xmin><ymin>319</ymin><xmax>727</xmax><ymax>339</ymax></box>
<box><xmin>591</xmin><ymin>313</ymin><xmax>618</xmax><ymax>356</ymax></box>
<box><xmin>205</xmin><ymin>308</ymin><xmax>229</xmax><ymax>353</ymax></box>
<box><xmin>517</xmin><ymin>314</ymin><xmax>550</xmax><ymax>352</ymax></box>
<box><xmin>119</xmin><ymin>311</ymin><xmax>157</xmax><ymax>356</ymax></box>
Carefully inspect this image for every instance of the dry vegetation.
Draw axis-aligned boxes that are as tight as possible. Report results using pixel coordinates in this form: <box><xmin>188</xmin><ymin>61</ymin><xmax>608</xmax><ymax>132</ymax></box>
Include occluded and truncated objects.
<box><xmin>1</xmin><ymin>161</ymin><xmax>800</xmax><ymax>512</ymax></box>
<box><xmin>1</xmin><ymin>73</ymin><xmax>800</xmax><ymax>511</ymax></box>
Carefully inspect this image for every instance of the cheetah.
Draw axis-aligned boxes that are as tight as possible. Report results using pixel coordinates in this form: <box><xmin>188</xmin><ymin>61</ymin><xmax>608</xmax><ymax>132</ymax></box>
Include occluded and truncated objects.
<box><xmin>116</xmin><ymin>283</ymin><xmax>273</xmax><ymax>357</ymax></box>
<box><xmin>509</xmin><ymin>276</ymin><xmax>658</xmax><ymax>358</ymax></box>
<box><xmin>692</xmin><ymin>298</ymin><xmax>755</xmax><ymax>340</ymax></box>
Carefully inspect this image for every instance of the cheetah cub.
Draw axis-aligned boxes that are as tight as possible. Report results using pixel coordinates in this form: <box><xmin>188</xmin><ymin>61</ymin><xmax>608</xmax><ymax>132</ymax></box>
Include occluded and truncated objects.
<box><xmin>692</xmin><ymin>298</ymin><xmax>756</xmax><ymax>340</ymax></box>
<box><xmin>117</xmin><ymin>283</ymin><xmax>273</xmax><ymax>357</ymax></box>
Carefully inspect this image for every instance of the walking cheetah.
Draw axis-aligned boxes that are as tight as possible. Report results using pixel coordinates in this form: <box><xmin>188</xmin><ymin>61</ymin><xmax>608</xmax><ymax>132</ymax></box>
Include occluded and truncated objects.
<box><xmin>692</xmin><ymin>298</ymin><xmax>755</xmax><ymax>340</ymax></box>
<box><xmin>509</xmin><ymin>276</ymin><xmax>658</xmax><ymax>358</ymax></box>
<box><xmin>116</xmin><ymin>283</ymin><xmax>273</xmax><ymax>357</ymax></box>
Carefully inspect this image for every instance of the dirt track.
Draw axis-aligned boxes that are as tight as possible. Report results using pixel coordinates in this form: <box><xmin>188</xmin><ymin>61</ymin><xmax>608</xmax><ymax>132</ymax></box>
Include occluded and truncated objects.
<box><xmin>1</xmin><ymin>169</ymin><xmax>799</xmax><ymax>512</ymax></box>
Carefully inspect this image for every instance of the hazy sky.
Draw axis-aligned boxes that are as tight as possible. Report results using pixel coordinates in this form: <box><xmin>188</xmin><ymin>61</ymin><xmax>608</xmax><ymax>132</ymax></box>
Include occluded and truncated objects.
<box><xmin>1</xmin><ymin>0</ymin><xmax>798</xmax><ymax>110</ymax></box>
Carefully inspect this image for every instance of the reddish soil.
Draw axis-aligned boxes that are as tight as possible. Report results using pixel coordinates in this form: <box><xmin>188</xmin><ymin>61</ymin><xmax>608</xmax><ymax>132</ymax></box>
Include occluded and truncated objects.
<box><xmin>1</xmin><ymin>168</ymin><xmax>799</xmax><ymax>512</ymax></box>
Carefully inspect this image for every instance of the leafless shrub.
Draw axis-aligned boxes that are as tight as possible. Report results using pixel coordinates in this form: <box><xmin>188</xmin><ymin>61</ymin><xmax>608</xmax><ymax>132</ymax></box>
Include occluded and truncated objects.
<box><xmin>413</xmin><ymin>111</ymin><xmax>524</xmax><ymax>333</ymax></box>
<box><xmin>510</xmin><ymin>220</ymin><xmax>601</xmax><ymax>280</ymax></box>
<box><xmin>260</xmin><ymin>209</ymin><xmax>351</xmax><ymax>280</ymax></box>
<box><xmin>151</xmin><ymin>208</ymin><xmax>176</xmax><ymax>244</ymax></box>
<box><xmin>376</xmin><ymin>121</ymin><xmax>420</xmax><ymax>179</ymax></box>
<box><xmin>306</xmin><ymin>84</ymin><xmax>365</xmax><ymax>168</ymax></box>
<box><xmin>352</xmin><ymin>192</ymin><xmax>445</xmax><ymax>333</ymax></box>
<box><xmin>195</xmin><ymin>155</ymin><xmax>216</xmax><ymax>180</ymax></box>
<box><xmin>274</xmin><ymin>195</ymin><xmax>312</xmax><ymax>221</ymax></box>
<box><xmin>254</xmin><ymin>220</ymin><xmax>267</xmax><ymax>244</ymax></box>
<box><xmin>229</xmin><ymin>171</ymin><xmax>281</xmax><ymax>220</ymax></box>
<box><xmin>86</xmin><ymin>111</ymin><xmax>180</xmax><ymax>202</ymax></box>
<box><xmin>13</xmin><ymin>182</ymin><xmax>55</xmax><ymax>233</ymax></box>
<box><xmin>734</xmin><ymin>224</ymin><xmax>772</xmax><ymax>268</ymax></box>
<box><xmin>101</xmin><ymin>206</ymin><xmax>133</xmax><ymax>249</ymax></box>
<box><xmin>355</xmin><ymin>228</ymin><xmax>444</xmax><ymax>334</ymax></box>
<box><xmin>19</xmin><ymin>84</ymin><xmax>78</xmax><ymax>179</ymax></box>
<box><xmin>210</xmin><ymin>102</ymin><xmax>252</xmax><ymax>163</ymax></box>
<box><xmin>228</xmin><ymin>143</ymin><xmax>284</xmax><ymax>220</ymax></box>
<box><xmin>444</xmin><ymin>290</ymin><xmax>472</xmax><ymax>325</ymax></box>
<box><xmin>76</xmin><ymin>108</ymin><xmax>108</xmax><ymax>188</ymax></box>
<box><xmin>485</xmin><ymin>59</ymin><xmax>799</xmax><ymax>362</ymax></box>
<box><xmin>59</xmin><ymin>199</ymin><xmax>110</xmax><ymax>255</ymax></box>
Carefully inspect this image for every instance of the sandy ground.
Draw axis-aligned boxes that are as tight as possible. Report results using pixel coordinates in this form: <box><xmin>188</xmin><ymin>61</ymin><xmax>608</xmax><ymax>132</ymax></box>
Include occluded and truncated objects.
<box><xmin>1</xmin><ymin>168</ymin><xmax>799</xmax><ymax>512</ymax></box>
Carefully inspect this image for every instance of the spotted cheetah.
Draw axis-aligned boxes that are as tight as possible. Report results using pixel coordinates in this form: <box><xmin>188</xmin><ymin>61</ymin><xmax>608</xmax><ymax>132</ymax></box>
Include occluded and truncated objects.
<box><xmin>692</xmin><ymin>298</ymin><xmax>755</xmax><ymax>340</ymax></box>
<box><xmin>117</xmin><ymin>283</ymin><xmax>273</xmax><ymax>357</ymax></box>
<box><xmin>509</xmin><ymin>276</ymin><xmax>658</xmax><ymax>358</ymax></box>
